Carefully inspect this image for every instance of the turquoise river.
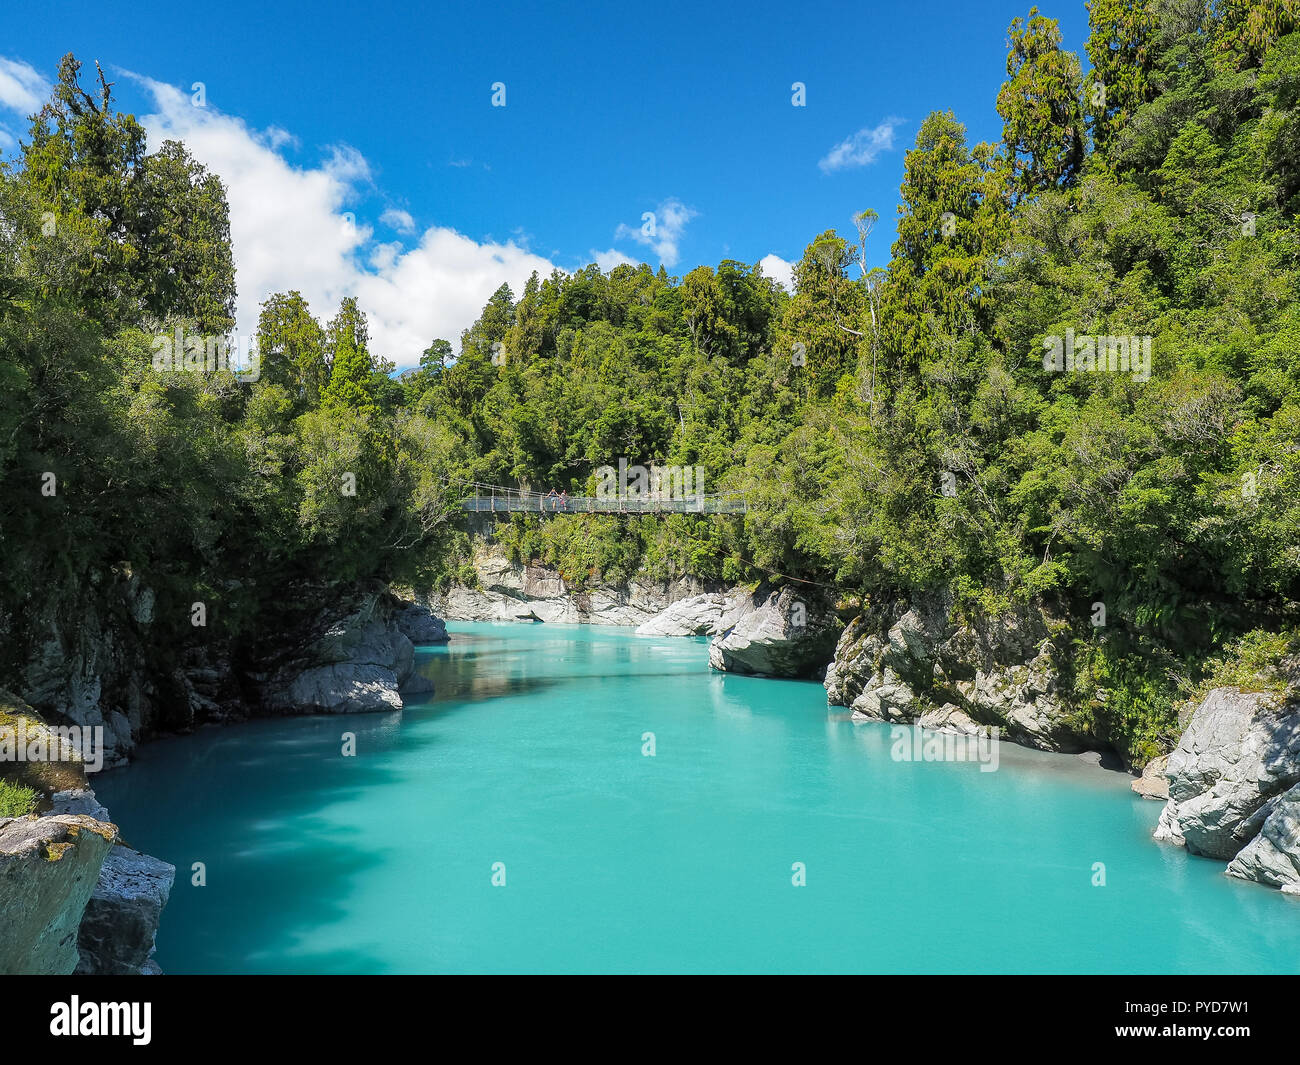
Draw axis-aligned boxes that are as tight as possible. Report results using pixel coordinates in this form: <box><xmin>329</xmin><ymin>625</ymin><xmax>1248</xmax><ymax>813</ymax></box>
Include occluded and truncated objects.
<box><xmin>95</xmin><ymin>622</ymin><xmax>1300</xmax><ymax>973</ymax></box>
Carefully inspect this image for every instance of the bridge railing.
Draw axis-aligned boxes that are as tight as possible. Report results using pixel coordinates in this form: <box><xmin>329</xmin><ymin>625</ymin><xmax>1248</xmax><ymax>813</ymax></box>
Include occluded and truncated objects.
<box><xmin>457</xmin><ymin>481</ymin><xmax>748</xmax><ymax>514</ymax></box>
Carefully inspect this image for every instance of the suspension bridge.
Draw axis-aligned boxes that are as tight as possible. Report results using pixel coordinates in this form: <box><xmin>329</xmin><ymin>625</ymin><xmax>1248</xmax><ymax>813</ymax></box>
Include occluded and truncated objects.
<box><xmin>458</xmin><ymin>481</ymin><xmax>748</xmax><ymax>515</ymax></box>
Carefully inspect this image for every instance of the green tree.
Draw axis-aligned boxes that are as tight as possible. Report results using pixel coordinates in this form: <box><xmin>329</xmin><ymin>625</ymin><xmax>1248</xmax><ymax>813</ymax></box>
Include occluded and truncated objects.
<box><xmin>1085</xmin><ymin>0</ymin><xmax>1158</xmax><ymax>154</ymax></box>
<box><xmin>322</xmin><ymin>297</ymin><xmax>377</xmax><ymax>414</ymax></box>
<box><xmin>256</xmin><ymin>291</ymin><xmax>328</xmax><ymax>408</ymax></box>
<box><xmin>997</xmin><ymin>8</ymin><xmax>1087</xmax><ymax>195</ymax></box>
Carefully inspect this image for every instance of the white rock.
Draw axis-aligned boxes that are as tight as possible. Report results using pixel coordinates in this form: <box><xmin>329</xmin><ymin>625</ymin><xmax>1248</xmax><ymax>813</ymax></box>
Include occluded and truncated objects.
<box><xmin>1156</xmin><ymin>688</ymin><xmax>1300</xmax><ymax>861</ymax></box>
<box><xmin>708</xmin><ymin>586</ymin><xmax>841</xmax><ymax>679</ymax></box>
<box><xmin>636</xmin><ymin>594</ymin><xmax>728</xmax><ymax>636</ymax></box>
<box><xmin>1227</xmin><ymin>782</ymin><xmax>1300</xmax><ymax>890</ymax></box>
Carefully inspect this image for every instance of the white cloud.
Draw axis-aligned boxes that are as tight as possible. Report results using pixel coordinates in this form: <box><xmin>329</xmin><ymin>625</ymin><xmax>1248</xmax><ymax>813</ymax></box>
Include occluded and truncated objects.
<box><xmin>0</xmin><ymin>56</ymin><xmax>48</xmax><ymax>117</ymax></box>
<box><xmin>351</xmin><ymin>228</ymin><xmax>554</xmax><ymax>361</ymax></box>
<box><xmin>818</xmin><ymin>118</ymin><xmax>902</xmax><ymax>173</ymax></box>
<box><xmin>380</xmin><ymin>207</ymin><xmax>415</xmax><ymax>234</ymax></box>
<box><xmin>321</xmin><ymin>143</ymin><xmax>370</xmax><ymax>185</ymax></box>
<box><xmin>759</xmin><ymin>253</ymin><xmax>795</xmax><ymax>293</ymax></box>
<box><xmin>264</xmin><ymin>126</ymin><xmax>297</xmax><ymax>151</ymax></box>
<box><xmin>591</xmin><ymin>248</ymin><xmax>637</xmax><ymax>271</ymax></box>
<box><xmin>614</xmin><ymin>197</ymin><xmax>697</xmax><ymax>268</ymax></box>
<box><xmin>130</xmin><ymin>73</ymin><xmax>558</xmax><ymax>370</ymax></box>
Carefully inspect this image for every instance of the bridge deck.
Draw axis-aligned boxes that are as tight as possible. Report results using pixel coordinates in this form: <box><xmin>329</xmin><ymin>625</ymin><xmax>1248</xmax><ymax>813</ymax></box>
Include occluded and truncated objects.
<box><xmin>460</xmin><ymin>483</ymin><xmax>746</xmax><ymax>515</ymax></box>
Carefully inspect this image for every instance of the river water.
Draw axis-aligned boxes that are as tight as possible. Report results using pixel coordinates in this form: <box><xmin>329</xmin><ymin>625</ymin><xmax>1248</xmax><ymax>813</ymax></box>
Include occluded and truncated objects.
<box><xmin>95</xmin><ymin>623</ymin><xmax>1300</xmax><ymax>973</ymax></box>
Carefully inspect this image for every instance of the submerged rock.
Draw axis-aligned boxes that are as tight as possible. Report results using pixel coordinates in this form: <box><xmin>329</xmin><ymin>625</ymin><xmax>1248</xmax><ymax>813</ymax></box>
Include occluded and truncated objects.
<box><xmin>75</xmin><ymin>844</ymin><xmax>175</xmax><ymax>975</ymax></box>
<box><xmin>707</xmin><ymin>586</ymin><xmax>842</xmax><ymax>679</ymax></box>
<box><xmin>0</xmin><ymin>814</ymin><xmax>117</xmax><ymax>975</ymax></box>
<box><xmin>1154</xmin><ymin>688</ymin><xmax>1300</xmax><ymax>862</ymax></box>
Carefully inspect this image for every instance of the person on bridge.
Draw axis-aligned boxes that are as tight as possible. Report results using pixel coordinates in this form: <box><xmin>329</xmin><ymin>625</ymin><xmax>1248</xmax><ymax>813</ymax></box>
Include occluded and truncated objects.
<box><xmin>558</xmin><ymin>490</ymin><xmax>568</xmax><ymax>510</ymax></box>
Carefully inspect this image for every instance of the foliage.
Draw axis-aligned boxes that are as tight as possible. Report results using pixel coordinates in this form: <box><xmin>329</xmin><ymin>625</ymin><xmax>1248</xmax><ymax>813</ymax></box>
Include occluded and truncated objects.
<box><xmin>0</xmin><ymin>780</ymin><xmax>38</xmax><ymax>818</ymax></box>
<box><xmin>4</xmin><ymin>17</ymin><xmax>1300</xmax><ymax>760</ymax></box>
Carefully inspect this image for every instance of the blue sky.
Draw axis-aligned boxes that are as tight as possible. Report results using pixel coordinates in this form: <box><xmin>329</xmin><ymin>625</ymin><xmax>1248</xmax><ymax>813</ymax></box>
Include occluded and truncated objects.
<box><xmin>0</xmin><ymin>0</ymin><xmax>1091</xmax><ymax>366</ymax></box>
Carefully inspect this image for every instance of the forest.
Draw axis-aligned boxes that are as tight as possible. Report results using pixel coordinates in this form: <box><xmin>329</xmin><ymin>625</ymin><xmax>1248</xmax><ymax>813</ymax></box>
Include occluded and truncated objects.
<box><xmin>2</xmin><ymin>0</ymin><xmax>1298</xmax><ymax>764</ymax></box>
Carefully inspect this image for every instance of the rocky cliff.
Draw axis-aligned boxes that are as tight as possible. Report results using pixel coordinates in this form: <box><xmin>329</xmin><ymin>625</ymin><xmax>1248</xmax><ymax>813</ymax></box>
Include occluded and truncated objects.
<box><xmin>0</xmin><ymin>814</ymin><xmax>117</xmax><ymax>975</ymax></box>
<box><xmin>18</xmin><ymin>570</ymin><xmax>190</xmax><ymax>769</ymax></box>
<box><xmin>822</xmin><ymin>593</ymin><xmax>1089</xmax><ymax>752</ymax></box>
<box><xmin>425</xmin><ymin>541</ymin><xmax>719</xmax><ymax>626</ymax></box>
<box><xmin>1154</xmin><ymin>683</ymin><xmax>1300</xmax><ymax>893</ymax></box>
<box><xmin>820</xmin><ymin>591</ymin><xmax>1300</xmax><ymax>894</ymax></box>
<box><xmin>707</xmin><ymin>585</ymin><xmax>843</xmax><ymax>679</ymax></box>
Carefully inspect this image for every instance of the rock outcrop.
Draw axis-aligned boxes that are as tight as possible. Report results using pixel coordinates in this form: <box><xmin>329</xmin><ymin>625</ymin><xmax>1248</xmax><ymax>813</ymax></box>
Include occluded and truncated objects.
<box><xmin>426</xmin><ymin>542</ymin><xmax>717</xmax><ymax>627</ymax></box>
<box><xmin>1153</xmin><ymin>688</ymin><xmax>1300</xmax><ymax>874</ymax></box>
<box><xmin>261</xmin><ymin>593</ymin><xmax>425</xmax><ymax>715</ymax></box>
<box><xmin>0</xmin><ymin>814</ymin><xmax>117</xmax><ymax>975</ymax></box>
<box><xmin>635</xmin><ymin>590</ymin><xmax>751</xmax><ymax>637</ymax></box>
<box><xmin>1224</xmin><ymin>781</ymin><xmax>1300</xmax><ymax>892</ymax></box>
<box><xmin>0</xmin><ymin>699</ymin><xmax>176</xmax><ymax>976</ymax></box>
<box><xmin>31</xmin><ymin>785</ymin><xmax>176</xmax><ymax>975</ymax></box>
<box><xmin>393</xmin><ymin>602</ymin><xmax>449</xmax><ymax>645</ymax></box>
<box><xmin>636</xmin><ymin>593</ymin><xmax>727</xmax><ymax>636</ymax></box>
<box><xmin>16</xmin><ymin>575</ymin><xmax>445</xmax><ymax>766</ymax></box>
<box><xmin>50</xmin><ymin>787</ymin><xmax>110</xmax><ymax>821</ymax></box>
<box><xmin>824</xmin><ymin>594</ymin><xmax>1089</xmax><ymax>752</ymax></box>
<box><xmin>16</xmin><ymin>571</ymin><xmax>241</xmax><ymax>768</ymax></box>
<box><xmin>75</xmin><ymin>844</ymin><xmax>176</xmax><ymax>975</ymax></box>
<box><xmin>707</xmin><ymin>586</ymin><xmax>842</xmax><ymax>679</ymax></box>
<box><xmin>1224</xmin><ymin>782</ymin><xmax>1300</xmax><ymax>892</ymax></box>
<box><xmin>253</xmin><ymin>589</ymin><xmax>448</xmax><ymax>712</ymax></box>
<box><xmin>1132</xmin><ymin>754</ymin><xmax>1170</xmax><ymax>800</ymax></box>
<box><xmin>20</xmin><ymin>573</ymin><xmax>158</xmax><ymax>768</ymax></box>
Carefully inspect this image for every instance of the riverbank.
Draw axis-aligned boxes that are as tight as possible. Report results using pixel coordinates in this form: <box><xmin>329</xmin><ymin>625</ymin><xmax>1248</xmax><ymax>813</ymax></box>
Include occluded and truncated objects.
<box><xmin>5</xmin><ymin>549</ymin><xmax>1298</xmax><ymax>975</ymax></box>
<box><xmin>0</xmin><ymin>587</ymin><xmax>451</xmax><ymax>975</ymax></box>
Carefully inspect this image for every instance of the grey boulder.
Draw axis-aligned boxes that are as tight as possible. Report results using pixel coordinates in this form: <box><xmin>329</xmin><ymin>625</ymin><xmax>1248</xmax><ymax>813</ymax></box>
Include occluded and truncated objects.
<box><xmin>75</xmin><ymin>844</ymin><xmax>176</xmax><ymax>975</ymax></box>
<box><xmin>708</xmin><ymin>586</ymin><xmax>842</xmax><ymax>679</ymax></box>
<box><xmin>1226</xmin><ymin>782</ymin><xmax>1300</xmax><ymax>892</ymax></box>
<box><xmin>394</xmin><ymin>603</ymin><xmax>449</xmax><ymax>645</ymax></box>
<box><xmin>1154</xmin><ymin>688</ymin><xmax>1300</xmax><ymax>861</ymax></box>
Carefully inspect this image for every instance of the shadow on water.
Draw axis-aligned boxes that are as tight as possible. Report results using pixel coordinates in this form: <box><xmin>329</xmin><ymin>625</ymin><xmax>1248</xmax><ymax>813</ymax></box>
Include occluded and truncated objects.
<box><xmin>99</xmin><ymin>625</ymin><xmax>721</xmax><ymax>971</ymax></box>
<box><xmin>97</xmin><ymin>711</ymin><xmax>444</xmax><ymax>973</ymax></box>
